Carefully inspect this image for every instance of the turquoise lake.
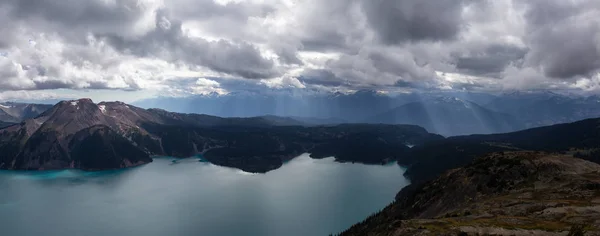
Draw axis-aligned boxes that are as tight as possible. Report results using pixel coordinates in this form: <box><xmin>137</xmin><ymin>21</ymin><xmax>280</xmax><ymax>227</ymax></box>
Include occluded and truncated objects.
<box><xmin>0</xmin><ymin>153</ymin><xmax>410</xmax><ymax>236</ymax></box>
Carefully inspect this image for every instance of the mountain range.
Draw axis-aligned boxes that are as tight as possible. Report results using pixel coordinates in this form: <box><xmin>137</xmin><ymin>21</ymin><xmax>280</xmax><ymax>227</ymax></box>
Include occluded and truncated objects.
<box><xmin>4</xmin><ymin>91</ymin><xmax>597</xmax><ymax>137</ymax></box>
<box><xmin>366</xmin><ymin>97</ymin><xmax>522</xmax><ymax>136</ymax></box>
<box><xmin>134</xmin><ymin>90</ymin><xmax>600</xmax><ymax>136</ymax></box>
<box><xmin>0</xmin><ymin>99</ymin><xmax>442</xmax><ymax>172</ymax></box>
<box><xmin>0</xmin><ymin>102</ymin><xmax>52</xmax><ymax>127</ymax></box>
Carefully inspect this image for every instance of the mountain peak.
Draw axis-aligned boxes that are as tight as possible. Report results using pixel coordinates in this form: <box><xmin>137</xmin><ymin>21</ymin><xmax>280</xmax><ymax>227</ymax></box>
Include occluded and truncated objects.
<box><xmin>64</xmin><ymin>98</ymin><xmax>94</xmax><ymax>103</ymax></box>
<box><xmin>57</xmin><ymin>98</ymin><xmax>95</xmax><ymax>109</ymax></box>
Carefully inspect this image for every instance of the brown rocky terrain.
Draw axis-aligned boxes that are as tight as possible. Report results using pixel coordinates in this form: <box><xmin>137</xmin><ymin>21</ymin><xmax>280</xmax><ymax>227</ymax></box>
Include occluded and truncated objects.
<box><xmin>341</xmin><ymin>152</ymin><xmax>600</xmax><ymax>236</ymax></box>
<box><xmin>0</xmin><ymin>99</ymin><xmax>154</xmax><ymax>170</ymax></box>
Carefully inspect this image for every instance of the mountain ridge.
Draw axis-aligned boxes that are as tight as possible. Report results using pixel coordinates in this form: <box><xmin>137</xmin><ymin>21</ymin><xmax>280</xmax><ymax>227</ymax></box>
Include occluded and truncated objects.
<box><xmin>0</xmin><ymin>98</ymin><xmax>443</xmax><ymax>172</ymax></box>
<box><xmin>366</xmin><ymin>97</ymin><xmax>522</xmax><ymax>136</ymax></box>
<box><xmin>135</xmin><ymin>91</ymin><xmax>600</xmax><ymax>136</ymax></box>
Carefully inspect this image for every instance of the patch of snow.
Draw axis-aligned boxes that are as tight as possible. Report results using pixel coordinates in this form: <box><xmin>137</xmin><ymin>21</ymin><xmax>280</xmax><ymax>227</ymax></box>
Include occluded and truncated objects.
<box><xmin>98</xmin><ymin>105</ymin><xmax>106</xmax><ymax>114</ymax></box>
<box><xmin>405</xmin><ymin>143</ymin><xmax>415</xmax><ymax>148</ymax></box>
<box><xmin>0</xmin><ymin>104</ymin><xmax>12</xmax><ymax>109</ymax></box>
<box><xmin>70</xmin><ymin>101</ymin><xmax>78</xmax><ymax>106</ymax></box>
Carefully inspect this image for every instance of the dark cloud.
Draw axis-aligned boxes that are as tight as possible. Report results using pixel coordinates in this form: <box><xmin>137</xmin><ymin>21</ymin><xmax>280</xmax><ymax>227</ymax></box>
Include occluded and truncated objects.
<box><xmin>98</xmin><ymin>12</ymin><xmax>279</xmax><ymax>79</ymax></box>
<box><xmin>531</xmin><ymin>26</ymin><xmax>600</xmax><ymax>79</ymax></box>
<box><xmin>360</xmin><ymin>0</ymin><xmax>467</xmax><ymax>44</ymax></box>
<box><xmin>1</xmin><ymin>0</ymin><xmax>272</xmax><ymax>39</ymax></box>
<box><xmin>300</xmin><ymin>31</ymin><xmax>351</xmax><ymax>53</ymax></box>
<box><xmin>270</xmin><ymin>40</ymin><xmax>304</xmax><ymax>65</ymax></box>
<box><xmin>292</xmin><ymin>0</ymin><xmax>365</xmax><ymax>53</ymax></box>
<box><xmin>454</xmin><ymin>44</ymin><xmax>527</xmax><ymax>77</ymax></box>
<box><xmin>521</xmin><ymin>0</ymin><xmax>600</xmax><ymax>79</ymax></box>
<box><xmin>0</xmin><ymin>0</ymin><xmax>599</xmax><ymax>97</ymax></box>
<box><xmin>170</xmin><ymin>0</ymin><xmax>274</xmax><ymax>21</ymax></box>
<box><xmin>1</xmin><ymin>0</ymin><xmax>279</xmax><ymax>80</ymax></box>
<box><xmin>0</xmin><ymin>0</ymin><xmax>154</xmax><ymax>42</ymax></box>
<box><xmin>4</xmin><ymin>0</ymin><xmax>138</xmax><ymax>23</ymax></box>
<box><xmin>394</xmin><ymin>80</ymin><xmax>420</xmax><ymax>88</ymax></box>
<box><xmin>298</xmin><ymin>69</ymin><xmax>346</xmax><ymax>87</ymax></box>
<box><xmin>367</xmin><ymin>49</ymin><xmax>434</xmax><ymax>80</ymax></box>
<box><xmin>0</xmin><ymin>76</ymin><xmax>129</xmax><ymax>91</ymax></box>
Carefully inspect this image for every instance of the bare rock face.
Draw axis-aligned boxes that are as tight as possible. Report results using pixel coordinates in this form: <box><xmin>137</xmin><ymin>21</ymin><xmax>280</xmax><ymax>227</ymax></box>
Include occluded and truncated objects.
<box><xmin>340</xmin><ymin>152</ymin><xmax>600</xmax><ymax>236</ymax></box>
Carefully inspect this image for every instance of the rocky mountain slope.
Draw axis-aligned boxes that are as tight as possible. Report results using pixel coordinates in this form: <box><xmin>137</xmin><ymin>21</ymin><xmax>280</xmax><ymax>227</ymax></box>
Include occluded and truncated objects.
<box><xmin>0</xmin><ymin>99</ymin><xmax>153</xmax><ymax>170</ymax></box>
<box><xmin>341</xmin><ymin>152</ymin><xmax>600</xmax><ymax>235</ymax></box>
<box><xmin>0</xmin><ymin>99</ymin><xmax>442</xmax><ymax>172</ymax></box>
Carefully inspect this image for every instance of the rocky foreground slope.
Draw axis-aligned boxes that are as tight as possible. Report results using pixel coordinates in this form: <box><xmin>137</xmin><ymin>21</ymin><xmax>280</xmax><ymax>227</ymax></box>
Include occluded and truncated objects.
<box><xmin>341</xmin><ymin>152</ymin><xmax>600</xmax><ymax>236</ymax></box>
<box><xmin>0</xmin><ymin>98</ymin><xmax>442</xmax><ymax>171</ymax></box>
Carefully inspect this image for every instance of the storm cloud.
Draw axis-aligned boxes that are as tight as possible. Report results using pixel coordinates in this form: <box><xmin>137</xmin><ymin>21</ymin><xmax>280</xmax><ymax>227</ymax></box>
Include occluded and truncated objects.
<box><xmin>520</xmin><ymin>0</ymin><xmax>600</xmax><ymax>80</ymax></box>
<box><xmin>0</xmin><ymin>0</ymin><xmax>599</xmax><ymax>100</ymax></box>
<box><xmin>361</xmin><ymin>0</ymin><xmax>467</xmax><ymax>44</ymax></box>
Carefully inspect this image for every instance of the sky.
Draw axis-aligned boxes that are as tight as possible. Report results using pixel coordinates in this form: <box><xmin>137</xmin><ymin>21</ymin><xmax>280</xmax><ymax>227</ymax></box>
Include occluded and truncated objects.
<box><xmin>0</xmin><ymin>0</ymin><xmax>600</xmax><ymax>102</ymax></box>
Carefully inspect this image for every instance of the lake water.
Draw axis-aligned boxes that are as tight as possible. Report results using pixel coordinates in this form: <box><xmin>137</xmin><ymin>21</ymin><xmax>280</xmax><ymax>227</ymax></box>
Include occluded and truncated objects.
<box><xmin>0</xmin><ymin>154</ymin><xmax>410</xmax><ymax>236</ymax></box>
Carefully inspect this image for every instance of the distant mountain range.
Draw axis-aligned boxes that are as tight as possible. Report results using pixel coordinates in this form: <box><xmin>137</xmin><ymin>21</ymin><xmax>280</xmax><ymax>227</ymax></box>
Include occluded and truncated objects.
<box><xmin>2</xmin><ymin>90</ymin><xmax>599</xmax><ymax>138</ymax></box>
<box><xmin>485</xmin><ymin>91</ymin><xmax>600</xmax><ymax>128</ymax></box>
<box><xmin>134</xmin><ymin>90</ymin><xmax>600</xmax><ymax>136</ymax></box>
<box><xmin>134</xmin><ymin>90</ymin><xmax>406</xmax><ymax>122</ymax></box>
<box><xmin>366</xmin><ymin>97</ymin><xmax>522</xmax><ymax>136</ymax></box>
<box><xmin>0</xmin><ymin>102</ymin><xmax>52</xmax><ymax>127</ymax></box>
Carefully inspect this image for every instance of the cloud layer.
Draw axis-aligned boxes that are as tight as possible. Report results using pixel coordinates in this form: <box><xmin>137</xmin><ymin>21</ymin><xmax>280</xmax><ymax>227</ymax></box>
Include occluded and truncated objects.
<box><xmin>0</xmin><ymin>0</ymin><xmax>599</xmax><ymax>100</ymax></box>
